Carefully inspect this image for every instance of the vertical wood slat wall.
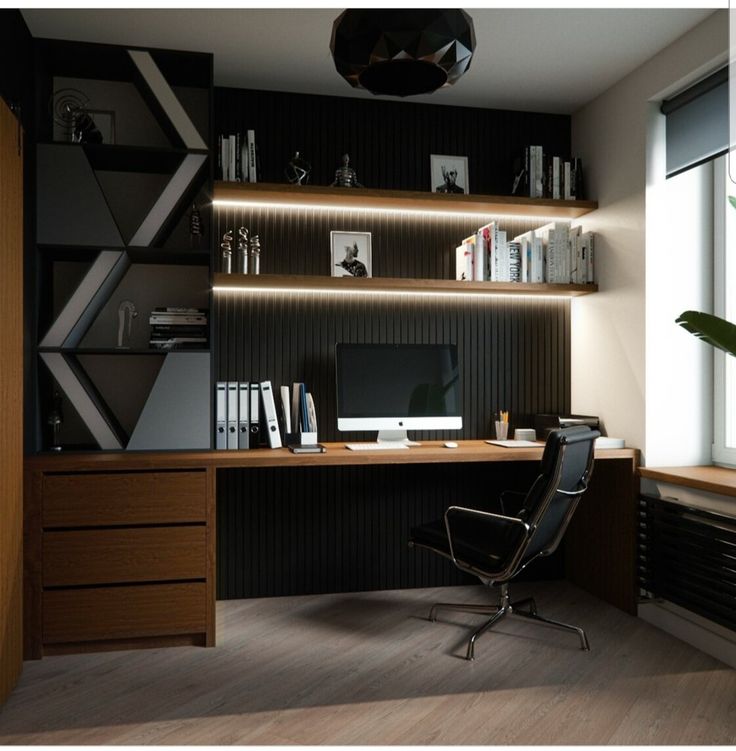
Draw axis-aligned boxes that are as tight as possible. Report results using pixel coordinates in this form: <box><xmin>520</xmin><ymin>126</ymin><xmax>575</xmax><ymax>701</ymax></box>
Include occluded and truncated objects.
<box><xmin>0</xmin><ymin>97</ymin><xmax>24</xmax><ymax>703</ymax></box>
<box><xmin>213</xmin><ymin>86</ymin><xmax>574</xmax><ymax>599</ymax></box>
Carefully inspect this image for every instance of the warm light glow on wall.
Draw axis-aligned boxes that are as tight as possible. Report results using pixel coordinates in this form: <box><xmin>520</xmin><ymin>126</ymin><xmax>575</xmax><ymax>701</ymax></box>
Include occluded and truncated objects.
<box><xmin>212</xmin><ymin>198</ymin><xmax>562</xmax><ymax>223</ymax></box>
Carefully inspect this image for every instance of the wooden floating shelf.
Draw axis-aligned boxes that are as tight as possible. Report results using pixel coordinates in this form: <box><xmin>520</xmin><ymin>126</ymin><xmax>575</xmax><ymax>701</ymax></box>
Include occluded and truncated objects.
<box><xmin>212</xmin><ymin>273</ymin><xmax>598</xmax><ymax>298</ymax></box>
<box><xmin>213</xmin><ymin>181</ymin><xmax>598</xmax><ymax>219</ymax></box>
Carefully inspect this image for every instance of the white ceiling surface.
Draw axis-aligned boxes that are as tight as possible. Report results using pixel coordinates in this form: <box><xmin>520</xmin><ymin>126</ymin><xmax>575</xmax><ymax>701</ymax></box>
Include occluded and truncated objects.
<box><xmin>22</xmin><ymin>8</ymin><xmax>714</xmax><ymax>113</ymax></box>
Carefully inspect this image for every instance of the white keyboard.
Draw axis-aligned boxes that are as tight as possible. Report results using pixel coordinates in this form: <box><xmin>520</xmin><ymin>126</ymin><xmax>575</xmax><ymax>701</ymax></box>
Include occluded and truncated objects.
<box><xmin>345</xmin><ymin>442</ymin><xmax>409</xmax><ymax>451</ymax></box>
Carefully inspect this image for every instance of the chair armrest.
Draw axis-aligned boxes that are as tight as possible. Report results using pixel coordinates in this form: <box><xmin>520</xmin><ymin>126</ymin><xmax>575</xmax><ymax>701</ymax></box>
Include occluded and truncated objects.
<box><xmin>443</xmin><ymin>506</ymin><xmax>530</xmax><ymax>577</ymax></box>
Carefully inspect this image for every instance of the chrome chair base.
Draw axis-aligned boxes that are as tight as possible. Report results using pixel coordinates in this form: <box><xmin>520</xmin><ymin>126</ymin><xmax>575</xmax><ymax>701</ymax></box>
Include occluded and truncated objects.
<box><xmin>429</xmin><ymin>584</ymin><xmax>590</xmax><ymax>660</ymax></box>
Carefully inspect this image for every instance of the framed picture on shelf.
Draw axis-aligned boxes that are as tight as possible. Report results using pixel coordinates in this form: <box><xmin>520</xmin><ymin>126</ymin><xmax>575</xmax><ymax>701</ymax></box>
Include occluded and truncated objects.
<box><xmin>431</xmin><ymin>154</ymin><xmax>469</xmax><ymax>195</ymax></box>
<box><xmin>331</xmin><ymin>231</ymin><xmax>372</xmax><ymax>278</ymax></box>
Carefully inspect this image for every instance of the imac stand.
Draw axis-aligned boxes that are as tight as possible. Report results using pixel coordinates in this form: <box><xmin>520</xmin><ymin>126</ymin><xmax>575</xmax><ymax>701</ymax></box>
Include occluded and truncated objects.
<box><xmin>376</xmin><ymin>430</ymin><xmax>421</xmax><ymax>446</ymax></box>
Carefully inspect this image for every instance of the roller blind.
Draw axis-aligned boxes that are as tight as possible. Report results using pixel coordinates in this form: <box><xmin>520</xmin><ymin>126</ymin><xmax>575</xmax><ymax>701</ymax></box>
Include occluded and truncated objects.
<box><xmin>662</xmin><ymin>67</ymin><xmax>728</xmax><ymax>178</ymax></box>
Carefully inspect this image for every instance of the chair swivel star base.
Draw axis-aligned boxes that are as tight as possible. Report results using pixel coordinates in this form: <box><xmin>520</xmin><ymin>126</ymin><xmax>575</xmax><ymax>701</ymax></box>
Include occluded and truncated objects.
<box><xmin>428</xmin><ymin>582</ymin><xmax>590</xmax><ymax>661</ymax></box>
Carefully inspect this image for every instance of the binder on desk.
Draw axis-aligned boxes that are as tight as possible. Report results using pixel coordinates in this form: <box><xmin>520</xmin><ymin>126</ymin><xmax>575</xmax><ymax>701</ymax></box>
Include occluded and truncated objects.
<box><xmin>249</xmin><ymin>382</ymin><xmax>261</xmax><ymax>445</ymax></box>
<box><xmin>238</xmin><ymin>382</ymin><xmax>250</xmax><ymax>449</ymax></box>
<box><xmin>260</xmin><ymin>380</ymin><xmax>282</xmax><ymax>448</ymax></box>
<box><xmin>299</xmin><ymin>383</ymin><xmax>309</xmax><ymax>432</ymax></box>
<box><xmin>215</xmin><ymin>381</ymin><xmax>227</xmax><ymax>450</ymax></box>
<box><xmin>227</xmin><ymin>382</ymin><xmax>238</xmax><ymax>449</ymax></box>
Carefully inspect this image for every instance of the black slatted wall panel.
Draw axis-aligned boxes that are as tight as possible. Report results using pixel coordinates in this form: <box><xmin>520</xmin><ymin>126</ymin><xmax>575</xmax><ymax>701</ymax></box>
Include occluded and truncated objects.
<box><xmin>215</xmin><ymin>87</ymin><xmax>571</xmax><ymax>194</ymax></box>
<box><xmin>214</xmin><ymin>86</ymin><xmax>572</xmax><ymax>599</ymax></box>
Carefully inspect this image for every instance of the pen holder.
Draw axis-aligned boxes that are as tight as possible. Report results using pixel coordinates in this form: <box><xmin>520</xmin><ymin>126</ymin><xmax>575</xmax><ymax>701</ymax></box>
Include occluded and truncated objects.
<box><xmin>285</xmin><ymin>431</ymin><xmax>318</xmax><ymax>446</ymax></box>
<box><xmin>494</xmin><ymin>421</ymin><xmax>509</xmax><ymax>440</ymax></box>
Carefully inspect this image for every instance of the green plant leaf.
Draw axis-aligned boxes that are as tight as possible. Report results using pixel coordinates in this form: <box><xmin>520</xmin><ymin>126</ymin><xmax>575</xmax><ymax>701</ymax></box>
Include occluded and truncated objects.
<box><xmin>676</xmin><ymin>310</ymin><xmax>736</xmax><ymax>358</ymax></box>
<box><xmin>729</xmin><ymin>196</ymin><xmax>736</xmax><ymax>210</ymax></box>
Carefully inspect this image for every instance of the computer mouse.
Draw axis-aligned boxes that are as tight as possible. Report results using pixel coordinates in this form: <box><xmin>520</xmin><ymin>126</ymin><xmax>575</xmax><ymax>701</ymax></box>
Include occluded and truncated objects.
<box><xmin>443</xmin><ymin>441</ymin><xmax>459</xmax><ymax>449</ymax></box>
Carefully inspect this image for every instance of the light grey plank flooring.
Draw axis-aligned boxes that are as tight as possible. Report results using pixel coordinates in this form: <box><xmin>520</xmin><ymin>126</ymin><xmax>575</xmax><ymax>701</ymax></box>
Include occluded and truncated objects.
<box><xmin>0</xmin><ymin>581</ymin><xmax>734</xmax><ymax>745</ymax></box>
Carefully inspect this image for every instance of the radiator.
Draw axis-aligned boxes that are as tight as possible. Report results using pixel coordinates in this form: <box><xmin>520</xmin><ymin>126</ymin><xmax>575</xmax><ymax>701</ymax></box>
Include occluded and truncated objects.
<box><xmin>638</xmin><ymin>494</ymin><xmax>736</xmax><ymax>632</ymax></box>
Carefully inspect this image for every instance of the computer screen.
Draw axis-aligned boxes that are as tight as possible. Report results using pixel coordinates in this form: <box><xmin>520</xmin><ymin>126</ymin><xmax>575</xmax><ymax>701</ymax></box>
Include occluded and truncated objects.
<box><xmin>335</xmin><ymin>343</ymin><xmax>462</xmax><ymax>440</ymax></box>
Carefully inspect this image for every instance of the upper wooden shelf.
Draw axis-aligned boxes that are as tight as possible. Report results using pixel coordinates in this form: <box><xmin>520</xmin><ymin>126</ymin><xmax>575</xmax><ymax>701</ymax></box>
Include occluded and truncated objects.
<box><xmin>213</xmin><ymin>181</ymin><xmax>598</xmax><ymax>219</ymax></box>
<box><xmin>212</xmin><ymin>272</ymin><xmax>597</xmax><ymax>297</ymax></box>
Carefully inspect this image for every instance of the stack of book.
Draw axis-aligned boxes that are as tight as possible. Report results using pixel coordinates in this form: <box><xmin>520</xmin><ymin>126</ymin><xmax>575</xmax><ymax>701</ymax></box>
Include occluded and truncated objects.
<box><xmin>149</xmin><ymin>307</ymin><xmax>208</xmax><ymax>350</ymax></box>
<box><xmin>512</xmin><ymin>146</ymin><xmax>583</xmax><ymax>200</ymax></box>
<box><xmin>456</xmin><ymin>221</ymin><xmax>595</xmax><ymax>285</ymax></box>
<box><xmin>217</xmin><ymin>130</ymin><xmax>257</xmax><ymax>182</ymax></box>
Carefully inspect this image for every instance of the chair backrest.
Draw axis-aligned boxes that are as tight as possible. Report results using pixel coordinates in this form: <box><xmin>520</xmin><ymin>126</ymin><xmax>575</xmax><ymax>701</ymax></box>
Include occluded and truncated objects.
<box><xmin>518</xmin><ymin>426</ymin><xmax>599</xmax><ymax>563</ymax></box>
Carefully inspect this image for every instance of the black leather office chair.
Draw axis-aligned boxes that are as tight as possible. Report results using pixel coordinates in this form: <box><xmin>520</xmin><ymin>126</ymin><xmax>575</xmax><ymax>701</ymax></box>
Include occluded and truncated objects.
<box><xmin>409</xmin><ymin>426</ymin><xmax>600</xmax><ymax>660</ymax></box>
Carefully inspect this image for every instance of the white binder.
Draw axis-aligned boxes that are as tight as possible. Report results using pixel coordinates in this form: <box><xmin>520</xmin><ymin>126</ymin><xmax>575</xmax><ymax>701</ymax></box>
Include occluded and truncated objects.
<box><xmin>227</xmin><ymin>381</ymin><xmax>238</xmax><ymax>449</ymax></box>
<box><xmin>260</xmin><ymin>381</ymin><xmax>282</xmax><ymax>449</ymax></box>
<box><xmin>215</xmin><ymin>381</ymin><xmax>227</xmax><ymax>450</ymax></box>
<box><xmin>249</xmin><ymin>382</ymin><xmax>260</xmax><ymax>445</ymax></box>
<box><xmin>238</xmin><ymin>382</ymin><xmax>250</xmax><ymax>450</ymax></box>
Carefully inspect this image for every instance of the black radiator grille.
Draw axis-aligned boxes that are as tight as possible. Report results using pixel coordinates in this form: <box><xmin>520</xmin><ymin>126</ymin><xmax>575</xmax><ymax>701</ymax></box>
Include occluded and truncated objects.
<box><xmin>638</xmin><ymin>494</ymin><xmax>736</xmax><ymax>632</ymax></box>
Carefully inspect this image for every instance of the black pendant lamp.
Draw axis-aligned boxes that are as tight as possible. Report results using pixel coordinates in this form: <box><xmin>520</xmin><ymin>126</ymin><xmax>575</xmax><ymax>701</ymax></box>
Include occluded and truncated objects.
<box><xmin>330</xmin><ymin>9</ymin><xmax>476</xmax><ymax>97</ymax></box>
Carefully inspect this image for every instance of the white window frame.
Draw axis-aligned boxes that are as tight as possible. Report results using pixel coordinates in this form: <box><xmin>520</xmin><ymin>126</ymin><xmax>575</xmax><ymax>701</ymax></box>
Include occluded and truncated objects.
<box><xmin>713</xmin><ymin>156</ymin><xmax>736</xmax><ymax>466</ymax></box>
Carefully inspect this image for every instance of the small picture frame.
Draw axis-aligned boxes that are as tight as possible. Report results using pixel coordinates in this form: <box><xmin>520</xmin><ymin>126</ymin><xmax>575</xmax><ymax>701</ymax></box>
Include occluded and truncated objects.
<box><xmin>331</xmin><ymin>231</ymin><xmax>372</xmax><ymax>278</ymax></box>
<box><xmin>87</xmin><ymin>109</ymin><xmax>116</xmax><ymax>145</ymax></box>
<box><xmin>431</xmin><ymin>154</ymin><xmax>469</xmax><ymax>195</ymax></box>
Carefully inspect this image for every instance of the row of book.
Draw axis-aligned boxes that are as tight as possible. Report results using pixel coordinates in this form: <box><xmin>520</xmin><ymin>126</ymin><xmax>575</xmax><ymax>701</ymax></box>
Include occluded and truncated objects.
<box><xmin>149</xmin><ymin>307</ymin><xmax>208</xmax><ymax>350</ymax></box>
<box><xmin>455</xmin><ymin>221</ymin><xmax>595</xmax><ymax>285</ymax></box>
<box><xmin>215</xmin><ymin>380</ymin><xmax>317</xmax><ymax>450</ymax></box>
<box><xmin>512</xmin><ymin>146</ymin><xmax>583</xmax><ymax>200</ymax></box>
<box><xmin>217</xmin><ymin>131</ymin><xmax>258</xmax><ymax>183</ymax></box>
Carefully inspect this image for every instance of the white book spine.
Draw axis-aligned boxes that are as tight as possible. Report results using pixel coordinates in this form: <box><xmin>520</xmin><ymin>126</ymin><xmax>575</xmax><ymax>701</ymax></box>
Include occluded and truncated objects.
<box><xmin>563</xmin><ymin>161</ymin><xmax>572</xmax><ymax>200</ymax></box>
<box><xmin>247</xmin><ymin>129</ymin><xmax>257</xmax><ymax>183</ymax></box>
<box><xmin>535</xmin><ymin>146</ymin><xmax>544</xmax><ymax>197</ymax></box>
<box><xmin>221</xmin><ymin>137</ymin><xmax>230</xmax><ymax>181</ymax></box>
<box><xmin>473</xmin><ymin>231</ymin><xmax>485</xmax><ymax>281</ymax></box>
<box><xmin>228</xmin><ymin>135</ymin><xmax>236</xmax><ymax>185</ymax></box>
<box><xmin>455</xmin><ymin>244</ymin><xmax>472</xmax><ymax>281</ymax></box>
<box><xmin>497</xmin><ymin>230</ymin><xmax>508</xmax><ymax>282</ymax></box>
<box><xmin>531</xmin><ymin>236</ymin><xmax>545</xmax><ymax>283</ymax></box>
<box><xmin>552</xmin><ymin>156</ymin><xmax>561</xmax><ymax>200</ymax></box>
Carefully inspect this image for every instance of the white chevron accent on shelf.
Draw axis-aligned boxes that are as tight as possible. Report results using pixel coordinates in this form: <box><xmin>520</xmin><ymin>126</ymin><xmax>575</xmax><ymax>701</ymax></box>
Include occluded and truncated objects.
<box><xmin>39</xmin><ymin>250</ymin><xmax>130</xmax><ymax>349</ymax></box>
<box><xmin>128</xmin><ymin>49</ymin><xmax>207</xmax><ymax>150</ymax></box>
<box><xmin>40</xmin><ymin>352</ymin><xmax>124</xmax><ymax>450</ymax></box>
<box><xmin>129</xmin><ymin>153</ymin><xmax>207</xmax><ymax>247</ymax></box>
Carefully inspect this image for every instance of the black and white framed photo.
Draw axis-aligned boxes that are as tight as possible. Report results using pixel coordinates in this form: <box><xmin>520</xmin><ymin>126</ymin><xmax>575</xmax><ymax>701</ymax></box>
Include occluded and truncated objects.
<box><xmin>331</xmin><ymin>231</ymin><xmax>372</xmax><ymax>278</ymax></box>
<box><xmin>431</xmin><ymin>154</ymin><xmax>469</xmax><ymax>194</ymax></box>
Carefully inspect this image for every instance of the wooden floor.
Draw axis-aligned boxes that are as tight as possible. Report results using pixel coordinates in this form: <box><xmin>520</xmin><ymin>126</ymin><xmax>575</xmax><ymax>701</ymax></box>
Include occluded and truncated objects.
<box><xmin>1</xmin><ymin>581</ymin><xmax>735</xmax><ymax>745</ymax></box>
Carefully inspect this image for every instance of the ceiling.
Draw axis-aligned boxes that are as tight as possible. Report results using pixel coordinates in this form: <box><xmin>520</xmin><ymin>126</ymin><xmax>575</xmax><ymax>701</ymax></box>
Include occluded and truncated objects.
<box><xmin>22</xmin><ymin>7</ymin><xmax>715</xmax><ymax>114</ymax></box>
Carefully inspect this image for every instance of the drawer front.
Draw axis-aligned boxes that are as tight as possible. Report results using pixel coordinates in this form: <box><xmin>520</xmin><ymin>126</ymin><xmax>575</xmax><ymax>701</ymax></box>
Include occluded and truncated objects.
<box><xmin>43</xmin><ymin>471</ymin><xmax>206</xmax><ymax>527</ymax></box>
<box><xmin>43</xmin><ymin>583</ymin><xmax>206</xmax><ymax>643</ymax></box>
<box><xmin>42</xmin><ymin>527</ymin><xmax>206</xmax><ymax>587</ymax></box>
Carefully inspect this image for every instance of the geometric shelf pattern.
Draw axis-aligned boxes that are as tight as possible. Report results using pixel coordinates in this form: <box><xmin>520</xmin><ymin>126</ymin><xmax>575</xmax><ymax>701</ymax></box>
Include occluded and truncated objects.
<box><xmin>37</xmin><ymin>47</ymin><xmax>210</xmax><ymax>450</ymax></box>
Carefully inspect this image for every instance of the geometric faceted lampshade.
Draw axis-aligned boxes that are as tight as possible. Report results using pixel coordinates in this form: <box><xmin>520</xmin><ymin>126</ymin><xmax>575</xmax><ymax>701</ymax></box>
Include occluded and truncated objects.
<box><xmin>330</xmin><ymin>9</ymin><xmax>476</xmax><ymax>97</ymax></box>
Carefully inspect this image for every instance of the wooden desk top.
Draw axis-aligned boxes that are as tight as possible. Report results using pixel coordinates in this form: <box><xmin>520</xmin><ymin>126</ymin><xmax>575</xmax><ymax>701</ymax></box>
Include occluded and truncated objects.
<box><xmin>25</xmin><ymin>441</ymin><xmax>639</xmax><ymax>473</ymax></box>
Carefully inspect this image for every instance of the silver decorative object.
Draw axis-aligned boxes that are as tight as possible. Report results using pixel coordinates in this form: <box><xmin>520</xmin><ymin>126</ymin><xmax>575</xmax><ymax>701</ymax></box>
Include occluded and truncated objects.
<box><xmin>330</xmin><ymin>153</ymin><xmax>363</xmax><ymax>188</ymax></box>
<box><xmin>285</xmin><ymin>151</ymin><xmax>311</xmax><ymax>185</ymax></box>
<box><xmin>237</xmin><ymin>226</ymin><xmax>249</xmax><ymax>274</ymax></box>
<box><xmin>116</xmin><ymin>300</ymin><xmax>137</xmax><ymax>349</ymax></box>
<box><xmin>221</xmin><ymin>230</ymin><xmax>233</xmax><ymax>274</ymax></box>
<box><xmin>250</xmin><ymin>234</ymin><xmax>261</xmax><ymax>275</ymax></box>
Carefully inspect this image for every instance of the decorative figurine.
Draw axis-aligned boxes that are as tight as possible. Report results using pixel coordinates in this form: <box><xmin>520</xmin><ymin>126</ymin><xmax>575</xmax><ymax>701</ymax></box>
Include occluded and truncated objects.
<box><xmin>330</xmin><ymin>153</ymin><xmax>363</xmax><ymax>188</ymax></box>
<box><xmin>221</xmin><ymin>230</ymin><xmax>233</xmax><ymax>274</ymax></box>
<box><xmin>116</xmin><ymin>300</ymin><xmax>137</xmax><ymax>348</ymax></box>
<box><xmin>285</xmin><ymin>151</ymin><xmax>311</xmax><ymax>185</ymax></box>
<box><xmin>249</xmin><ymin>234</ymin><xmax>261</xmax><ymax>275</ymax></box>
<box><xmin>189</xmin><ymin>203</ymin><xmax>203</xmax><ymax>248</ymax></box>
<box><xmin>237</xmin><ymin>226</ymin><xmax>249</xmax><ymax>274</ymax></box>
<box><xmin>47</xmin><ymin>390</ymin><xmax>63</xmax><ymax>451</ymax></box>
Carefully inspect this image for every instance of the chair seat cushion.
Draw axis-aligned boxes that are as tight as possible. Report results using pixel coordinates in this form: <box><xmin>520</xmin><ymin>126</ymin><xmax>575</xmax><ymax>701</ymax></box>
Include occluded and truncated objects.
<box><xmin>410</xmin><ymin>515</ymin><xmax>525</xmax><ymax>575</ymax></box>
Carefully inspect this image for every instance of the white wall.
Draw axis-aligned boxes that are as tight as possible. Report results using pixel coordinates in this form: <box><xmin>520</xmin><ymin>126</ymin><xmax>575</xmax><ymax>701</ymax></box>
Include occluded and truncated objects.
<box><xmin>571</xmin><ymin>11</ymin><xmax>726</xmax><ymax>465</ymax></box>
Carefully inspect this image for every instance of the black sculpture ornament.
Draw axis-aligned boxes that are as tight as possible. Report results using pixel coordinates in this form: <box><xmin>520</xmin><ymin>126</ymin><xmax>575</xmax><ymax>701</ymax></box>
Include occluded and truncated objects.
<box><xmin>330</xmin><ymin>153</ymin><xmax>363</xmax><ymax>188</ymax></box>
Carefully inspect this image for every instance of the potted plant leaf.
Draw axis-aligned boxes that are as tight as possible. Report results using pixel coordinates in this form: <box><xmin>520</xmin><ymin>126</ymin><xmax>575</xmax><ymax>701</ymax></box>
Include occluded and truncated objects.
<box><xmin>675</xmin><ymin>310</ymin><xmax>736</xmax><ymax>358</ymax></box>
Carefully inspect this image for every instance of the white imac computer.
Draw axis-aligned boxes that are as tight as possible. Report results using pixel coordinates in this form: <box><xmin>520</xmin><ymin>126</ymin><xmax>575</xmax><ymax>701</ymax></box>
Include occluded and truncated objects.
<box><xmin>335</xmin><ymin>343</ymin><xmax>462</xmax><ymax>449</ymax></box>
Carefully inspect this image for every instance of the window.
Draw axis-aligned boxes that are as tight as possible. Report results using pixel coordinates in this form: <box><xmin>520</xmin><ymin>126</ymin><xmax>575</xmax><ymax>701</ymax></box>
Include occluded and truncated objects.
<box><xmin>713</xmin><ymin>156</ymin><xmax>736</xmax><ymax>466</ymax></box>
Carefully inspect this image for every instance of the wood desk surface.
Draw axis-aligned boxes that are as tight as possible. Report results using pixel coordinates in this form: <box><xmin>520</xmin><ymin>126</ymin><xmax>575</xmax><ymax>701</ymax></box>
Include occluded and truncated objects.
<box><xmin>25</xmin><ymin>441</ymin><xmax>638</xmax><ymax>472</ymax></box>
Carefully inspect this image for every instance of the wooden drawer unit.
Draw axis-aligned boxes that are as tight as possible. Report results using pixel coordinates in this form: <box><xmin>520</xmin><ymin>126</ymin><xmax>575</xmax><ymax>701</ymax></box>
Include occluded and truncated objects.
<box><xmin>25</xmin><ymin>465</ymin><xmax>215</xmax><ymax>658</ymax></box>
<box><xmin>43</xmin><ymin>471</ymin><xmax>206</xmax><ymax>527</ymax></box>
<box><xmin>42</xmin><ymin>527</ymin><xmax>206</xmax><ymax>587</ymax></box>
<box><xmin>43</xmin><ymin>583</ymin><xmax>206</xmax><ymax>644</ymax></box>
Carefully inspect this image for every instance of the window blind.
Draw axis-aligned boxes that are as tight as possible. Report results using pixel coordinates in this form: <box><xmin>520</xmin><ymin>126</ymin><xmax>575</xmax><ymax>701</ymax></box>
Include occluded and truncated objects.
<box><xmin>662</xmin><ymin>67</ymin><xmax>728</xmax><ymax>178</ymax></box>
